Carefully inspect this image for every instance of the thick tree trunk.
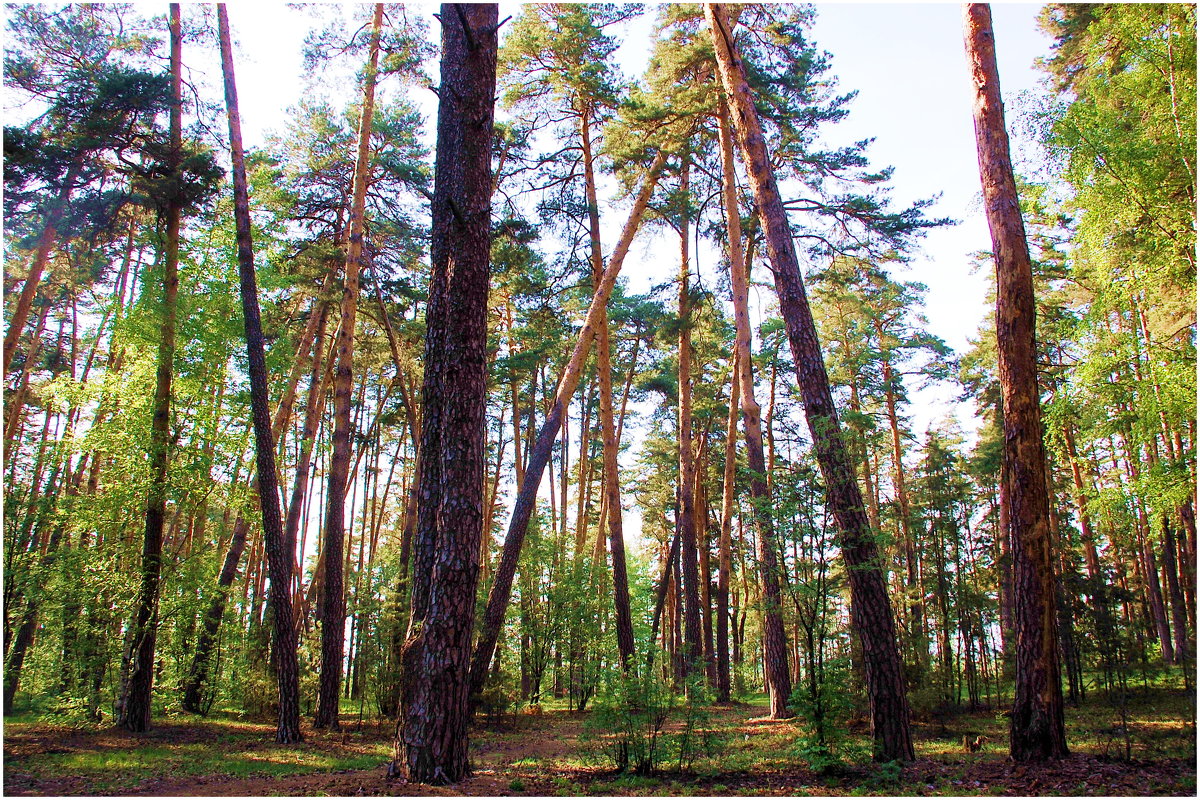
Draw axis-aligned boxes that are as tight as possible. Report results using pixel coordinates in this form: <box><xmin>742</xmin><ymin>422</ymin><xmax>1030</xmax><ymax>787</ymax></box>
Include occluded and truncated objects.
<box><xmin>716</xmin><ymin>92</ymin><xmax>791</xmax><ymax>718</ymax></box>
<box><xmin>467</xmin><ymin>151</ymin><xmax>667</xmax><ymax>701</ymax></box>
<box><xmin>316</xmin><ymin>4</ymin><xmax>383</xmax><ymax>731</ymax></box>
<box><xmin>708</xmin><ymin>4</ymin><xmax>911</xmax><ymax>756</ymax></box>
<box><xmin>217</xmin><ymin>4</ymin><xmax>303</xmax><ymax>742</ymax></box>
<box><xmin>118</xmin><ymin>5</ymin><xmax>183</xmax><ymax>733</ymax></box>
<box><xmin>963</xmin><ymin>3</ymin><xmax>1068</xmax><ymax>761</ymax></box>
<box><xmin>395</xmin><ymin>4</ymin><xmax>497</xmax><ymax>784</ymax></box>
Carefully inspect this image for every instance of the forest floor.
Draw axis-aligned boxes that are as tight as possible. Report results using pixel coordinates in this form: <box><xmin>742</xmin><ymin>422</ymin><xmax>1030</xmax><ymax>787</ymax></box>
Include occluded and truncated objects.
<box><xmin>3</xmin><ymin>686</ymin><xmax>1194</xmax><ymax>796</ymax></box>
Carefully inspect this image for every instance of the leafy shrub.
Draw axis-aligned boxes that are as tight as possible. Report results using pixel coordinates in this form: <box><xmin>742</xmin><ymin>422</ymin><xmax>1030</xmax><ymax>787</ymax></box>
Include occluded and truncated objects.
<box><xmin>585</xmin><ymin>670</ymin><xmax>724</xmax><ymax>775</ymax></box>
<box><xmin>585</xmin><ymin>671</ymin><xmax>675</xmax><ymax>774</ymax></box>
<box><xmin>790</xmin><ymin>653</ymin><xmax>868</xmax><ymax>773</ymax></box>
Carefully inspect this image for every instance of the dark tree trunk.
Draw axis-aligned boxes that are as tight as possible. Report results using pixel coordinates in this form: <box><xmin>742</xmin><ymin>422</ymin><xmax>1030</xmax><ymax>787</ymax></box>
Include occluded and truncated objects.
<box><xmin>394</xmin><ymin>4</ymin><xmax>498</xmax><ymax>784</ymax></box>
<box><xmin>710</xmin><ymin>5</ymin><xmax>911</xmax><ymax>751</ymax></box>
<box><xmin>467</xmin><ymin>151</ymin><xmax>667</xmax><ymax>702</ymax></box>
<box><xmin>316</xmin><ymin>4</ymin><xmax>383</xmax><ymax>731</ymax></box>
<box><xmin>118</xmin><ymin>4</ymin><xmax>183</xmax><ymax>733</ymax></box>
<box><xmin>181</xmin><ymin>513</ymin><xmax>248</xmax><ymax>714</ymax></box>
<box><xmin>217</xmin><ymin>5</ymin><xmax>303</xmax><ymax>742</ymax></box>
<box><xmin>962</xmin><ymin>2</ymin><xmax>1068</xmax><ymax>761</ymax></box>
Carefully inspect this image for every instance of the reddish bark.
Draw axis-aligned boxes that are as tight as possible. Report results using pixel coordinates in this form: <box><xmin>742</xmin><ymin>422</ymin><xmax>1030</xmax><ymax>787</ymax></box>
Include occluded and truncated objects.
<box><xmin>963</xmin><ymin>2</ymin><xmax>1068</xmax><ymax>761</ymax></box>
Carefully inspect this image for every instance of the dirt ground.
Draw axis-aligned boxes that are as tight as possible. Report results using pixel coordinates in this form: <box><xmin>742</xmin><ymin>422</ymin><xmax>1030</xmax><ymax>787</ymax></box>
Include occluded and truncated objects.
<box><xmin>4</xmin><ymin>698</ymin><xmax>1195</xmax><ymax>796</ymax></box>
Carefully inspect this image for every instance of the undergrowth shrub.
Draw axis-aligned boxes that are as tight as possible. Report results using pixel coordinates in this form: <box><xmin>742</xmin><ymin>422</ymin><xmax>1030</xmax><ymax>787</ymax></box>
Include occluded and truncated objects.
<box><xmin>791</xmin><ymin>653</ymin><xmax>867</xmax><ymax>773</ymax></box>
<box><xmin>584</xmin><ymin>670</ymin><xmax>723</xmax><ymax>775</ymax></box>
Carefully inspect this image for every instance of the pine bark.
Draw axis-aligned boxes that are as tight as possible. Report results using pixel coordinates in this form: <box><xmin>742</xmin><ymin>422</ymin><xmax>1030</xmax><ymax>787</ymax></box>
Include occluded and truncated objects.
<box><xmin>716</xmin><ymin>92</ymin><xmax>791</xmax><ymax>717</ymax></box>
<box><xmin>316</xmin><ymin>3</ymin><xmax>383</xmax><ymax>731</ymax></box>
<box><xmin>217</xmin><ymin>4</ymin><xmax>303</xmax><ymax>742</ymax></box>
<box><xmin>467</xmin><ymin>151</ymin><xmax>667</xmax><ymax>701</ymax></box>
<box><xmin>963</xmin><ymin>2</ymin><xmax>1068</xmax><ymax>761</ymax></box>
<box><xmin>395</xmin><ymin>4</ymin><xmax>497</xmax><ymax>783</ymax></box>
<box><xmin>708</xmin><ymin>4</ymin><xmax>912</xmax><ymax>756</ymax></box>
<box><xmin>117</xmin><ymin>5</ymin><xmax>182</xmax><ymax>733</ymax></box>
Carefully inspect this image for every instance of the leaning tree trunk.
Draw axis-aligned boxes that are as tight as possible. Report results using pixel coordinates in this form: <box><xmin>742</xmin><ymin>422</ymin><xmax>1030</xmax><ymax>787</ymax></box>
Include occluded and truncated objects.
<box><xmin>466</xmin><ymin>151</ymin><xmax>668</xmax><ymax>702</ymax></box>
<box><xmin>581</xmin><ymin>111</ymin><xmax>636</xmax><ymax>672</ymax></box>
<box><xmin>117</xmin><ymin>4</ymin><xmax>183</xmax><ymax>733</ymax></box>
<box><xmin>707</xmin><ymin>3</ymin><xmax>911</xmax><ymax>758</ymax></box>
<box><xmin>963</xmin><ymin>2</ymin><xmax>1068</xmax><ymax>761</ymax></box>
<box><xmin>216</xmin><ymin>3</ymin><xmax>303</xmax><ymax>743</ymax></box>
<box><xmin>394</xmin><ymin>3</ymin><xmax>498</xmax><ymax>784</ymax></box>
<box><xmin>716</xmin><ymin>93</ymin><xmax>791</xmax><ymax>716</ymax></box>
<box><xmin>316</xmin><ymin>2</ymin><xmax>383</xmax><ymax>732</ymax></box>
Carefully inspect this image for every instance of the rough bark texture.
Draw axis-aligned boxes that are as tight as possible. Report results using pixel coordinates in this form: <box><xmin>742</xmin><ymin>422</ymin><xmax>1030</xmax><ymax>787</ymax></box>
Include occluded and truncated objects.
<box><xmin>467</xmin><ymin>151</ymin><xmax>667</xmax><ymax>701</ymax></box>
<box><xmin>395</xmin><ymin>4</ymin><xmax>498</xmax><ymax>784</ymax></box>
<box><xmin>217</xmin><ymin>4</ymin><xmax>303</xmax><ymax>743</ymax></box>
<box><xmin>316</xmin><ymin>3</ymin><xmax>383</xmax><ymax>731</ymax></box>
<box><xmin>716</xmin><ymin>92</ymin><xmax>791</xmax><ymax>718</ymax></box>
<box><xmin>962</xmin><ymin>2</ymin><xmax>1069</xmax><ymax>762</ymax></box>
<box><xmin>117</xmin><ymin>4</ymin><xmax>182</xmax><ymax>733</ymax></box>
<box><xmin>708</xmin><ymin>4</ymin><xmax>912</xmax><ymax>757</ymax></box>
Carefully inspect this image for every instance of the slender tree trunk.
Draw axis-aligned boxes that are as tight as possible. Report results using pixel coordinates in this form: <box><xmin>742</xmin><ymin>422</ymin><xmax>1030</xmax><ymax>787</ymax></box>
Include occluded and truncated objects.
<box><xmin>467</xmin><ymin>151</ymin><xmax>667</xmax><ymax>701</ymax></box>
<box><xmin>676</xmin><ymin>154</ymin><xmax>704</xmax><ymax>677</ymax></box>
<box><xmin>217</xmin><ymin>4</ymin><xmax>303</xmax><ymax>742</ymax></box>
<box><xmin>118</xmin><ymin>5</ymin><xmax>183</xmax><ymax>733</ymax></box>
<box><xmin>963</xmin><ymin>2</ymin><xmax>1068</xmax><ymax>761</ymax></box>
<box><xmin>316</xmin><ymin>3</ymin><xmax>383</xmax><ymax>731</ymax></box>
<box><xmin>581</xmin><ymin>112</ymin><xmax>636</xmax><ymax>671</ymax></box>
<box><xmin>716</xmin><ymin>348</ymin><xmax>739</xmax><ymax>701</ymax></box>
<box><xmin>715</xmin><ymin>92</ymin><xmax>791</xmax><ymax>718</ymax></box>
<box><xmin>708</xmin><ymin>5</ymin><xmax>911</xmax><ymax>757</ymax></box>
<box><xmin>396</xmin><ymin>4</ymin><xmax>497</xmax><ymax>783</ymax></box>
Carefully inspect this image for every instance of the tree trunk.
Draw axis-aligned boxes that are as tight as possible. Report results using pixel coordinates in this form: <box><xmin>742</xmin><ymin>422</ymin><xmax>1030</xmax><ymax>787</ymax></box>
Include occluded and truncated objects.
<box><xmin>715</xmin><ymin>91</ymin><xmax>791</xmax><ymax>718</ymax></box>
<box><xmin>396</xmin><ymin>4</ymin><xmax>497</xmax><ymax>784</ymax></box>
<box><xmin>676</xmin><ymin>154</ymin><xmax>704</xmax><ymax>677</ymax></box>
<box><xmin>708</xmin><ymin>4</ymin><xmax>911</xmax><ymax>757</ymax></box>
<box><xmin>118</xmin><ymin>5</ymin><xmax>183</xmax><ymax>733</ymax></box>
<box><xmin>467</xmin><ymin>150</ymin><xmax>667</xmax><ymax>701</ymax></box>
<box><xmin>716</xmin><ymin>349</ymin><xmax>739</xmax><ymax>701</ymax></box>
<box><xmin>316</xmin><ymin>3</ymin><xmax>383</xmax><ymax>731</ymax></box>
<box><xmin>581</xmin><ymin>112</ymin><xmax>636</xmax><ymax>672</ymax></box>
<box><xmin>962</xmin><ymin>2</ymin><xmax>1068</xmax><ymax>761</ymax></box>
<box><xmin>217</xmin><ymin>4</ymin><xmax>303</xmax><ymax>742</ymax></box>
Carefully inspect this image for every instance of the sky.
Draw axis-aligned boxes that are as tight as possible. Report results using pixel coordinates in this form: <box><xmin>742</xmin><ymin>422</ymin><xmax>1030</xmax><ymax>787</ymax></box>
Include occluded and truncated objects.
<box><xmin>6</xmin><ymin>2</ymin><xmax>1061</xmax><ymax>554</ymax></box>
<box><xmin>213</xmin><ymin>2</ymin><xmax>1061</xmax><ymax>552</ymax></box>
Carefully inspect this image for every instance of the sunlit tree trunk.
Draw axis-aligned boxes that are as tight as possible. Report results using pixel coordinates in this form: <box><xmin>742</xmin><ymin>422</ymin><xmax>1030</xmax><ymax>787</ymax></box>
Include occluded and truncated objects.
<box><xmin>708</xmin><ymin>4</ymin><xmax>911</xmax><ymax>756</ymax></box>
<box><xmin>467</xmin><ymin>152</ymin><xmax>667</xmax><ymax>701</ymax></box>
<box><xmin>716</xmin><ymin>92</ymin><xmax>791</xmax><ymax>717</ymax></box>
<box><xmin>963</xmin><ymin>2</ymin><xmax>1068</xmax><ymax>761</ymax></box>
<box><xmin>316</xmin><ymin>3</ymin><xmax>383</xmax><ymax>731</ymax></box>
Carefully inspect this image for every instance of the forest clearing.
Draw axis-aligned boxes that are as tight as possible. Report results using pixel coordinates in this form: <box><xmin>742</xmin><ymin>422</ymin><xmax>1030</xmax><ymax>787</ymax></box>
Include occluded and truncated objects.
<box><xmin>3</xmin><ymin>0</ymin><xmax>1196</xmax><ymax>796</ymax></box>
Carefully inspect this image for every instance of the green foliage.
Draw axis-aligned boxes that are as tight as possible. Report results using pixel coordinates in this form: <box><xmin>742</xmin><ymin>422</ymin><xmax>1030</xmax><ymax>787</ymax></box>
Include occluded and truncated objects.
<box><xmin>790</xmin><ymin>652</ymin><xmax>868</xmax><ymax>773</ymax></box>
<box><xmin>585</xmin><ymin>670</ymin><xmax>722</xmax><ymax>776</ymax></box>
